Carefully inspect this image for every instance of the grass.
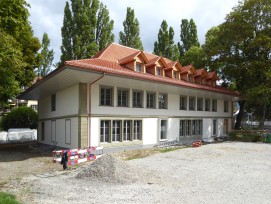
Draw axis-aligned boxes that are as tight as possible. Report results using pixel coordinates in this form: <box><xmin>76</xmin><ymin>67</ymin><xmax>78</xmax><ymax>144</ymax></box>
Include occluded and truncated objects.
<box><xmin>0</xmin><ymin>192</ymin><xmax>20</xmax><ymax>204</ymax></box>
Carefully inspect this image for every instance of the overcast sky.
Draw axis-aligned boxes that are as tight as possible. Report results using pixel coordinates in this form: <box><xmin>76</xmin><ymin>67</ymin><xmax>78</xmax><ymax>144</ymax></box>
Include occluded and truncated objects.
<box><xmin>27</xmin><ymin>0</ymin><xmax>240</xmax><ymax>64</ymax></box>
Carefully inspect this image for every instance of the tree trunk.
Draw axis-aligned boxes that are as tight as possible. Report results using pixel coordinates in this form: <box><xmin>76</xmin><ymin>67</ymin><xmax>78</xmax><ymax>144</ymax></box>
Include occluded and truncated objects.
<box><xmin>258</xmin><ymin>104</ymin><xmax>266</xmax><ymax>130</ymax></box>
<box><xmin>234</xmin><ymin>100</ymin><xmax>246</xmax><ymax>130</ymax></box>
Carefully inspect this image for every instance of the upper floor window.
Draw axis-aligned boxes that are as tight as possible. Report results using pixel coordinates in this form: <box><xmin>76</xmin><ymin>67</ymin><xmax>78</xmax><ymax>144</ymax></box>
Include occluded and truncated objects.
<box><xmin>173</xmin><ymin>71</ymin><xmax>177</xmax><ymax>79</ymax></box>
<box><xmin>224</xmin><ymin>101</ymin><xmax>229</xmax><ymax>112</ymax></box>
<box><xmin>51</xmin><ymin>94</ymin><xmax>56</xmax><ymax>111</ymax></box>
<box><xmin>189</xmin><ymin>96</ymin><xmax>196</xmax><ymax>111</ymax></box>
<box><xmin>180</xmin><ymin>96</ymin><xmax>187</xmax><ymax>110</ymax></box>
<box><xmin>188</xmin><ymin>74</ymin><xmax>193</xmax><ymax>82</ymax></box>
<box><xmin>117</xmin><ymin>89</ymin><xmax>129</xmax><ymax>107</ymax></box>
<box><xmin>158</xmin><ymin>93</ymin><xmax>167</xmax><ymax>109</ymax></box>
<box><xmin>212</xmin><ymin>99</ymin><xmax>217</xmax><ymax>112</ymax></box>
<box><xmin>205</xmin><ymin>99</ymin><xmax>210</xmax><ymax>111</ymax></box>
<box><xmin>156</xmin><ymin>67</ymin><xmax>162</xmax><ymax>76</ymax></box>
<box><xmin>100</xmin><ymin>87</ymin><xmax>113</xmax><ymax>106</ymax></box>
<box><xmin>146</xmin><ymin>92</ymin><xmax>156</xmax><ymax>109</ymax></box>
<box><xmin>133</xmin><ymin>90</ymin><xmax>143</xmax><ymax>108</ymax></box>
<box><xmin>136</xmin><ymin>63</ymin><xmax>142</xmax><ymax>72</ymax></box>
<box><xmin>197</xmin><ymin>97</ymin><xmax>203</xmax><ymax>111</ymax></box>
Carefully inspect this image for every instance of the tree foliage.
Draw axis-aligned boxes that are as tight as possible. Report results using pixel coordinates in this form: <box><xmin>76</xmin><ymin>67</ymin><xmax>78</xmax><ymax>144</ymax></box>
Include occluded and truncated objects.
<box><xmin>119</xmin><ymin>7</ymin><xmax>143</xmax><ymax>50</ymax></box>
<box><xmin>153</xmin><ymin>20</ymin><xmax>178</xmax><ymax>60</ymax></box>
<box><xmin>35</xmin><ymin>33</ymin><xmax>54</xmax><ymax>77</ymax></box>
<box><xmin>203</xmin><ymin>0</ymin><xmax>271</xmax><ymax>129</ymax></box>
<box><xmin>181</xmin><ymin>46</ymin><xmax>208</xmax><ymax>68</ymax></box>
<box><xmin>0</xmin><ymin>106</ymin><xmax>38</xmax><ymax>131</ymax></box>
<box><xmin>60</xmin><ymin>0</ymin><xmax>114</xmax><ymax>64</ymax></box>
<box><xmin>178</xmin><ymin>19</ymin><xmax>200</xmax><ymax>59</ymax></box>
<box><xmin>0</xmin><ymin>0</ymin><xmax>40</xmax><ymax>105</ymax></box>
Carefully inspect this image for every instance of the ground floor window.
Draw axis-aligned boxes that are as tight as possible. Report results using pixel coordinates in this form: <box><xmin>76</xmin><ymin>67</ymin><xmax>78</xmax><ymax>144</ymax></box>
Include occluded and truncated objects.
<box><xmin>180</xmin><ymin>119</ymin><xmax>203</xmax><ymax>137</ymax></box>
<box><xmin>160</xmin><ymin>120</ymin><xmax>167</xmax><ymax>140</ymax></box>
<box><xmin>100</xmin><ymin>119</ymin><xmax>142</xmax><ymax>143</ymax></box>
<box><xmin>213</xmin><ymin>119</ymin><xmax>217</xmax><ymax>135</ymax></box>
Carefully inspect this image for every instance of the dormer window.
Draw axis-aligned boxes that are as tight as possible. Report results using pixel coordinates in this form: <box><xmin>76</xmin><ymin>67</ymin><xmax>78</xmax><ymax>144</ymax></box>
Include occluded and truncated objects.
<box><xmin>188</xmin><ymin>74</ymin><xmax>193</xmax><ymax>82</ymax></box>
<box><xmin>156</xmin><ymin>67</ymin><xmax>162</xmax><ymax>76</ymax></box>
<box><xmin>173</xmin><ymin>71</ymin><xmax>177</xmax><ymax>79</ymax></box>
<box><xmin>136</xmin><ymin>63</ymin><xmax>142</xmax><ymax>72</ymax></box>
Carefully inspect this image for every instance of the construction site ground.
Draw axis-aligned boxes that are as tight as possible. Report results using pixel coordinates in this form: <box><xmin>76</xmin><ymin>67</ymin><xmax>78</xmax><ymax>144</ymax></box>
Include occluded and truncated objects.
<box><xmin>0</xmin><ymin>141</ymin><xmax>271</xmax><ymax>203</ymax></box>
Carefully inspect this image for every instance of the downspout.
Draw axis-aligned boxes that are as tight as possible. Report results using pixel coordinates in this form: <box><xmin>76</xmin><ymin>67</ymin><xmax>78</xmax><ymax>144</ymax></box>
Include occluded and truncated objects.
<box><xmin>88</xmin><ymin>73</ymin><xmax>105</xmax><ymax>147</ymax></box>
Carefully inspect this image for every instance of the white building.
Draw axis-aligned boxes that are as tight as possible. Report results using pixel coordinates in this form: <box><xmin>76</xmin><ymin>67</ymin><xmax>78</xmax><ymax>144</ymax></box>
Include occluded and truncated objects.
<box><xmin>18</xmin><ymin>43</ymin><xmax>239</xmax><ymax>151</ymax></box>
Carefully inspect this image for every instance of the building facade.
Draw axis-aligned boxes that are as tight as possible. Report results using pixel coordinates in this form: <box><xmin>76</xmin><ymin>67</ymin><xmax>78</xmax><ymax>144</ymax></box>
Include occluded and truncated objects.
<box><xmin>19</xmin><ymin>43</ymin><xmax>239</xmax><ymax>150</ymax></box>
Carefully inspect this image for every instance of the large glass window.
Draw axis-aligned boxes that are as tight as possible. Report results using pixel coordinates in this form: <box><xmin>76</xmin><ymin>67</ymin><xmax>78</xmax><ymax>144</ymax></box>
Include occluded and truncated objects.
<box><xmin>123</xmin><ymin>120</ymin><xmax>132</xmax><ymax>141</ymax></box>
<box><xmin>179</xmin><ymin>120</ymin><xmax>185</xmax><ymax>136</ymax></box>
<box><xmin>133</xmin><ymin>90</ymin><xmax>143</xmax><ymax>108</ymax></box>
<box><xmin>205</xmin><ymin>99</ymin><xmax>210</xmax><ymax>111</ymax></box>
<box><xmin>189</xmin><ymin>97</ymin><xmax>196</xmax><ymax>111</ymax></box>
<box><xmin>112</xmin><ymin>120</ymin><xmax>121</xmax><ymax>142</ymax></box>
<box><xmin>134</xmin><ymin>120</ymin><xmax>142</xmax><ymax>140</ymax></box>
<box><xmin>180</xmin><ymin>96</ymin><xmax>187</xmax><ymax>110</ymax></box>
<box><xmin>158</xmin><ymin>93</ymin><xmax>167</xmax><ymax>109</ymax></box>
<box><xmin>117</xmin><ymin>89</ymin><xmax>128</xmax><ymax>107</ymax></box>
<box><xmin>100</xmin><ymin>120</ymin><xmax>110</xmax><ymax>142</ymax></box>
<box><xmin>146</xmin><ymin>92</ymin><xmax>156</xmax><ymax>108</ymax></box>
<box><xmin>197</xmin><ymin>98</ymin><xmax>203</xmax><ymax>111</ymax></box>
<box><xmin>212</xmin><ymin>99</ymin><xmax>217</xmax><ymax>112</ymax></box>
<box><xmin>186</xmin><ymin>120</ymin><xmax>191</xmax><ymax>136</ymax></box>
<box><xmin>100</xmin><ymin>87</ymin><xmax>113</xmax><ymax>106</ymax></box>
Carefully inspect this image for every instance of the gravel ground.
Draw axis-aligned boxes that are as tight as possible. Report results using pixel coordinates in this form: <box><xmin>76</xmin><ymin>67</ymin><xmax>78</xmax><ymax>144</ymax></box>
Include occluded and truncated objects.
<box><xmin>4</xmin><ymin>142</ymin><xmax>271</xmax><ymax>204</ymax></box>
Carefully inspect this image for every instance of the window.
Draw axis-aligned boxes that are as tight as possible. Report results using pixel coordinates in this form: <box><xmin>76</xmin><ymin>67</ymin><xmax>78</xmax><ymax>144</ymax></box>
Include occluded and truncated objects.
<box><xmin>224</xmin><ymin>119</ymin><xmax>228</xmax><ymax>134</ymax></box>
<box><xmin>100</xmin><ymin>87</ymin><xmax>113</xmax><ymax>106</ymax></box>
<box><xmin>180</xmin><ymin>96</ymin><xmax>187</xmax><ymax>110</ymax></box>
<box><xmin>51</xmin><ymin>94</ymin><xmax>56</xmax><ymax>111</ymax></box>
<box><xmin>133</xmin><ymin>90</ymin><xmax>143</xmax><ymax>108</ymax></box>
<box><xmin>134</xmin><ymin>120</ymin><xmax>142</xmax><ymax>140</ymax></box>
<box><xmin>156</xmin><ymin>67</ymin><xmax>162</xmax><ymax>76</ymax></box>
<box><xmin>180</xmin><ymin>120</ymin><xmax>203</xmax><ymax>137</ymax></box>
<box><xmin>158</xmin><ymin>93</ymin><xmax>167</xmax><ymax>109</ymax></box>
<box><xmin>188</xmin><ymin>74</ymin><xmax>193</xmax><ymax>82</ymax></box>
<box><xmin>197</xmin><ymin>98</ymin><xmax>203</xmax><ymax>111</ymax></box>
<box><xmin>224</xmin><ymin>101</ymin><xmax>229</xmax><ymax>112</ymax></box>
<box><xmin>186</xmin><ymin>120</ymin><xmax>191</xmax><ymax>136</ymax></box>
<box><xmin>136</xmin><ymin>63</ymin><xmax>142</xmax><ymax>72</ymax></box>
<box><xmin>189</xmin><ymin>97</ymin><xmax>196</xmax><ymax>111</ymax></box>
<box><xmin>213</xmin><ymin>119</ymin><xmax>217</xmax><ymax>135</ymax></box>
<box><xmin>123</xmin><ymin>120</ymin><xmax>132</xmax><ymax>141</ymax></box>
<box><xmin>160</xmin><ymin>120</ymin><xmax>167</xmax><ymax>140</ymax></box>
<box><xmin>118</xmin><ymin>89</ymin><xmax>128</xmax><ymax>107</ymax></box>
<box><xmin>112</xmin><ymin>120</ymin><xmax>121</xmax><ymax>142</ymax></box>
<box><xmin>146</xmin><ymin>92</ymin><xmax>156</xmax><ymax>108</ymax></box>
<box><xmin>100</xmin><ymin>120</ymin><xmax>110</xmax><ymax>143</ymax></box>
<box><xmin>205</xmin><ymin>99</ymin><xmax>210</xmax><ymax>111</ymax></box>
<box><xmin>212</xmin><ymin>99</ymin><xmax>217</xmax><ymax>112</ymax></box>
<box><xmin>173</xmin><ymin>71</ymin><xmax>177</xmax><ymax>79</ymax></box>
<box><xmin>51</xmin><ymin>120</ymin><xmax>56</xmax><ymax>142</ymax></box>
<box><xmin>31</xmin><ymin>105</ymin><xmax>38</xmax><ymax>111</ymax></box>
<box><xmin>179</xmin><ymin>120</ymin><xmax>185</xmax><ymax>136</ymax></box>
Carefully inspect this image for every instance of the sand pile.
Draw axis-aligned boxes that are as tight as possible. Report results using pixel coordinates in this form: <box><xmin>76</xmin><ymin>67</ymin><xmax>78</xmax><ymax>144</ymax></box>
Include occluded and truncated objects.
<box><xmin>76</xmin><ymin>154</ymin><xmax>154</xmax><ymax>184</ymax></box>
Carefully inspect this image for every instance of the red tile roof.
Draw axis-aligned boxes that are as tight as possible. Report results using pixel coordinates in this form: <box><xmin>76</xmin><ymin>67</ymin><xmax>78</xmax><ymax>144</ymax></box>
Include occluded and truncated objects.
<box><xmin>64</xmin><ymin>43</ymin><xmax>239</xmax><ymax>96</ymax></box>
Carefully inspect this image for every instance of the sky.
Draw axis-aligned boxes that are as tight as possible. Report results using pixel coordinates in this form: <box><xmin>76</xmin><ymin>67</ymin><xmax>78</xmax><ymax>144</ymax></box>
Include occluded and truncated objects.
<box><xmin>27</xmin><ymin>0</ymin><xmax>240</xmax><ymax>65</ymax></box>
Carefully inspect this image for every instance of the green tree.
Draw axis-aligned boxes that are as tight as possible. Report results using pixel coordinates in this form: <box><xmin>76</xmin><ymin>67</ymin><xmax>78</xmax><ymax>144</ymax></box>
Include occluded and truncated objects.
<box><xmin>178</xmin><ymin>19</ymin><xmax>200</xmax><ymax>59</ymax></box>
<box><xmin>0</xmin><ymin>0</ymin><xmax>40</xmax><ymax>105</ymax></box>
<box><xmin>181</xmin><ymin>46</ymin><xmax>208</xmax><ymax>68</ymax></box>
<box><xmin>203</xmin><ymin>0</ymin><xmax>271</xmax><ymax>129</ymax></box>
<box><xmin>96</xmin><ymin>3</ymin><xmax>114</xmax><ymax>51</ymax></box>
<box><xmin>60</xmin><ymin>0</ymin><xmax>114</xmax><ymax>64</ymax></box>
<box><xmin>153</xmin><ymin>20</ymin><xmax>178</xmax><ymax>60</ymax></box>
<box><xmin>119</xmin><ymin>7</ymin><xmax>143</xmax><ymax>50</ymax></box>
<box><xmin>36</xmin><ymin>33</ymin><xmax>54</xmax><ymax>77</ymax></box>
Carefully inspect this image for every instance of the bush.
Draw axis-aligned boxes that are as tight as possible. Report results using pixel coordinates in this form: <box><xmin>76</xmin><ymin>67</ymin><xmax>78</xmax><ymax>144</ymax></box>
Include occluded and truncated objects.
<box><xmin>0</xmin><ymin>192</ymin><xmax>20</xmax><ymax>204</ymax></box>
<box><xmin>229</xmin><ymin>130</ymin><xmax>262</xmax><ymax>142</ymax></box>
<box><xmin>0</xmin><ymin>107</ymin><xmax>38</xmax><ymax>131</ymax></box>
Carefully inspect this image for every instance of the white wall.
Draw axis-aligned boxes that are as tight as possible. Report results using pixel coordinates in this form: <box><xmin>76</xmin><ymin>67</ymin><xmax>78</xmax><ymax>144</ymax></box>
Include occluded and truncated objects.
<box><xmin>90</xmin><ymin>117</ymin><xmax>99</xmax><ymax>147</ymax></box>
<box><xmin>142</xmin><ymin>118</ymin><xmax>158</xmax><ymax>145</ymax></box>
<box><xmin>39</xmin><ymin>84</ymin><xmax>79</xmax><ymax>119</ymax></box>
